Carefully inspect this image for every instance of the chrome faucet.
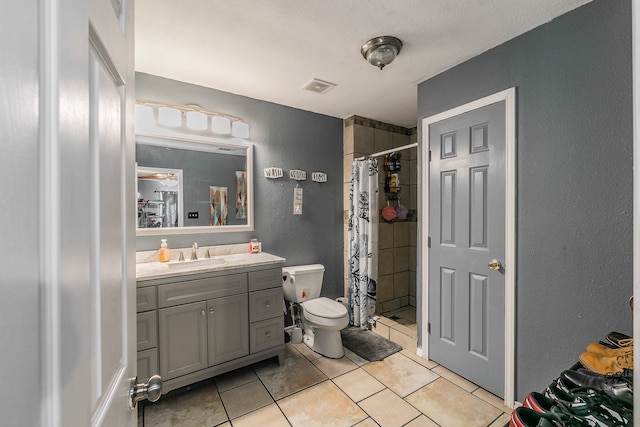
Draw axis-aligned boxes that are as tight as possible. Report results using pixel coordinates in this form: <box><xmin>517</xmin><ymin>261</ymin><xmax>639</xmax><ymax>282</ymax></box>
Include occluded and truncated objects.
<box><xmin>191</xmin><ymin>243</ymin><xmax>199</xmax><ymax>260</ymax></box>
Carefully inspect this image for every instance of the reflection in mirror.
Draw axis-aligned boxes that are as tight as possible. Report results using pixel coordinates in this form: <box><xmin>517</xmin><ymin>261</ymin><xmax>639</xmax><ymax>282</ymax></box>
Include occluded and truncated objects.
<box><xmin>137</xmin><ymin>166</ymin><xmax>184</xmax><ymax>228</ymax></box>
<box><xmin>136</xmin><ymin>134</ymin><xmax>253</xmax><ymax>236</ymax></box>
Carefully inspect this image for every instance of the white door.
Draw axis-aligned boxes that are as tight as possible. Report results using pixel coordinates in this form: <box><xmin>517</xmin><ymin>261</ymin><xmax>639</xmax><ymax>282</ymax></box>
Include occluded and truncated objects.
<box><xmin>86</xmin><ymin>0</ymin><xmax>137</xmax><ymax>423</ymax></box>
<box><xmin>3</xmin><ymin>0</ymin><xmax>137</xmax><ymax>425</ymax></box>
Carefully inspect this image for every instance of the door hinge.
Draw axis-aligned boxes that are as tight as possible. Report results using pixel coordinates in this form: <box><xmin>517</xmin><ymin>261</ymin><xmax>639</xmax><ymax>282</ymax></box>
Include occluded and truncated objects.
<box><xmin>428</xmin><ymin>322</ymin><xmax>431</xmax><ymax>334</ymax></box>
<box><xmin>428</xmin><ymin>237</ymin><xmax>431</xmax><ymax>248</ymax></box>
<box><xmin>429</xmin><ymin>150</ymin><xmax>432</xmax><ymax>161</ymax></box>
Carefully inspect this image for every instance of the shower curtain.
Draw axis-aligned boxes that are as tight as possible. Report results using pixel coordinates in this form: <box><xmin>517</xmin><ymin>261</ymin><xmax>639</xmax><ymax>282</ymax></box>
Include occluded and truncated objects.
<box><xmin>348</xmin><ymin>158</ymin><xmax>379</xmax><ymax>329</ymax></box>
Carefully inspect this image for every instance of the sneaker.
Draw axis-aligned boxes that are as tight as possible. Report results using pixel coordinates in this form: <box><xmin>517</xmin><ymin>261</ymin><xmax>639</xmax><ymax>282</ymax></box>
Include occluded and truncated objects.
<box><xmin>545</xmin><ymin>382</ymin><xmax>632</xmax><ymax>425</ymax></box>
<box><xmin>579</xmin><ymin>350</ymin><xmax>633</xmax><ymax>375</ymax></box>
<box><xmin>510</xmin><ymin>406</ymin><xmax>588</xmax><ymax>427</ymax></box>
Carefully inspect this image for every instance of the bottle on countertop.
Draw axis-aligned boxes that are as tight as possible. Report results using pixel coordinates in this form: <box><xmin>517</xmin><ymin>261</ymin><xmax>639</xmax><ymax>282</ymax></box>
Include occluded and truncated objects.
<box><xmin>159</xmin><ymin>239</ymin><xmax>170</xmax><ymax>263</ymax></box>
<box><xmin>249</xmin><ymin>239</ymin><xmax>260</xmax><ymax>253</ymax></box>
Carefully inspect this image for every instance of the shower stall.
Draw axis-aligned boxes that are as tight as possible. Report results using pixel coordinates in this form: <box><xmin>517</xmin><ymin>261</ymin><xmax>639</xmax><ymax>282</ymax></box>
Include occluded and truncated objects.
<box><xmin>344</xmin><ymin>116</ymin><xmax>418</xmax><ymax>332</ymax></box>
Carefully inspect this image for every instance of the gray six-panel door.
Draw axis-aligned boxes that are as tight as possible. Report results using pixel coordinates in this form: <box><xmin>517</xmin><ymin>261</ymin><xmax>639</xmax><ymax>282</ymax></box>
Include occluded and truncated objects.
<box><xmin>429</xmin><ymin>101</ymin><xmax>506</xmax><ymax>398</ymax></box>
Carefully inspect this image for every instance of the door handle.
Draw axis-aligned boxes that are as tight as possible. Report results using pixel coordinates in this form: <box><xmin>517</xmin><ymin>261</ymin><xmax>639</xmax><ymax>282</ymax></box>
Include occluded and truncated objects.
<box><xmin>488</xmin><ymin>259</ymin><xmax>502</xmax><ymax>271</ymax></box>
<box><xmin>129</xmin><ymin>374</ymin><xmax>162</xmax><ymax>408</ymax></box>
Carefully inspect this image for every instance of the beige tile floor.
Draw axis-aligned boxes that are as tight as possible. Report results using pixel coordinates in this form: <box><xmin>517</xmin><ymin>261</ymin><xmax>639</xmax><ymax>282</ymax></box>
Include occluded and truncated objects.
<box><xmin>140</xmin><ymin>337</ymin><xmax>512</xmax><ymax>427</ymax></box>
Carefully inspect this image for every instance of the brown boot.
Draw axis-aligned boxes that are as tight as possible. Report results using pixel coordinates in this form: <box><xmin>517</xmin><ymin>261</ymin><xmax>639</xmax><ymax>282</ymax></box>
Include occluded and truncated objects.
<box><xmin>579</xmin><ymin>350</ymin><xmax>633</xmax><ymax>375</ymax></box>
<box><xmin>586</xmin><ymin>341</ymin><xmax>633</xmax><ymax>357</ymax></box>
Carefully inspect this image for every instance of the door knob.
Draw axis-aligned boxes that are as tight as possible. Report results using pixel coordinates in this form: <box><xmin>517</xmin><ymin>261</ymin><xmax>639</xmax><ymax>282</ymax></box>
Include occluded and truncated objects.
<box><xmin>488</xmin><ymin>259</ymin><xmax>502</xmax><ymax>271</ymax></box>
<box><xmin>129</xmin><ymin>374</ymin><xmax>162</xmax><ymax>408</ymax></box>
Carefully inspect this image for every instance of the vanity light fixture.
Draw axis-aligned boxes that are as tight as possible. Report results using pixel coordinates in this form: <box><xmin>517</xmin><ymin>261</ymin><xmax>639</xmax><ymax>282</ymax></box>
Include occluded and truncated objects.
<box><xmin>231</xmin><ymin>121</ymin><xmax>250</xmax><ymax>139</ymax></box>
<box><xmin>135</xmin><ymin>101</ymin><xmax>250</xmax><ymax>140</ymax></box>
<box><xmin>361</xmin><ymin>36</ymin><xmax>403</xmax><ymax>70</ymax></box>
<box><xmin>186</xmin><ymin>111</ymin><xmax>208</xmax><ymax>130</ymax></box>
<box><xmin>158</xmin><ymin>106</ymin><xmax>182</xmax><ymax>127</ymax></box>
<box><xmin>135</xmin><ymin>104</ymin><xmax>154</xmax><ymax>129</ymax></box>
<box><xmin>211</xmin><ymin>116</ymin><xmax>231</xmax><ymax>135</ymax></box>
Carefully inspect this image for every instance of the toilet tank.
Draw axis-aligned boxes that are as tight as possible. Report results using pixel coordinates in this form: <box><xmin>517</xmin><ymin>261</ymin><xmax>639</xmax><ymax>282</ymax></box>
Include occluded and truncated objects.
<box><xmin>282</xmin><ymin>264</ymin><xmax>324</xmax><ymax>303</ymax></box>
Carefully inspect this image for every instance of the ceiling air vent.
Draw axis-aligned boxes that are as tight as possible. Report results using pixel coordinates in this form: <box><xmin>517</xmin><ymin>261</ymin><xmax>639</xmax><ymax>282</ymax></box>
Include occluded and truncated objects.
<box><xmin>302</xmin><ymin>78</ymin><xmax>336</xmax><ymax>94</ymax></box>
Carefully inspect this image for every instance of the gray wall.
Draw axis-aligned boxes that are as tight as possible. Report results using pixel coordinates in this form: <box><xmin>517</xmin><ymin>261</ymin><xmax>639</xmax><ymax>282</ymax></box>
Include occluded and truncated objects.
<box><xmin>136</xmin><ymin>73</ymin><xmax>345</xmax><ymax>298</ymax></box>
<box><xmin>417</xmin><ymin>0</ymin><xmax>633</xmax><ymax>400</ymax></box>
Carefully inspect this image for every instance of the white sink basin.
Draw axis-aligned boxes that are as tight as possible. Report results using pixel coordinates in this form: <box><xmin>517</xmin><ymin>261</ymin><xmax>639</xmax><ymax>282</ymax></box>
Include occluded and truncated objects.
<box><xmin>167</xmin><ymin>257</ymin><xmax>227</xmax><ymax>270</ymax></box>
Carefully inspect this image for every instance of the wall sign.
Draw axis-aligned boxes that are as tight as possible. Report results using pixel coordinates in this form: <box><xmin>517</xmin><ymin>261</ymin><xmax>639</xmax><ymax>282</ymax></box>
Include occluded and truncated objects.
<box><xmin>289</xmin><ymin>169</ymin><xmax>307</xmax><ymax>181</ymax></box>
<box><xmin>312</xmin><ymin>172</ymin><xmax>327</xmax><ymax>183</ymax></box>
<box><xmin>293</xmin><ymin>185</ymin><xmax>303</xmax><ymax>215</ymax></box>
<box><xmin>264</xmin><ymin>167</ymin><xmax>283</xmax><ymax>179</ymax></box>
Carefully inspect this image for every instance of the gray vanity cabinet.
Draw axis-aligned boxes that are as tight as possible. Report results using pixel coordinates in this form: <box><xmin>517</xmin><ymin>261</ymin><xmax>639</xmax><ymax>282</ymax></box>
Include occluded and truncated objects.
<box><xmin>137</xmin><ymin>264</ymin><xmax>284</xmax><ymax>395</ymax></box>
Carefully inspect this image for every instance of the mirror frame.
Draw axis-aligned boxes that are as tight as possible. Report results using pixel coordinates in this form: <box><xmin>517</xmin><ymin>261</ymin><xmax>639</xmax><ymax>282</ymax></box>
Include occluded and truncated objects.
<box><xmin>135</xmin><ymin>132</ymin><xmax>254</xmax><ymax>236</ymax></box>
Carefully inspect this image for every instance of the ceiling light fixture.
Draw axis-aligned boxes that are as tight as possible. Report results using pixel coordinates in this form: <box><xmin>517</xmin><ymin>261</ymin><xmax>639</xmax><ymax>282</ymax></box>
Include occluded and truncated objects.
<box><xmin>361</xmin><ymin>36</ymin><xmax>403</xmax><ymax>70</ymax></box>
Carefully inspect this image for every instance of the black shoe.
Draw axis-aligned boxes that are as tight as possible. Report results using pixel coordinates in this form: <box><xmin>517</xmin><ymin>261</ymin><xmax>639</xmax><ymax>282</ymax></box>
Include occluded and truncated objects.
<box><xmin>606</xmin><ymin>331</ymin><xmax>633</xmax><ymax>348</ymax></box>
<box><xmin>560</xmin><ymin>369</ymin><xmax>632</xmax><ymax>403</ymax></box>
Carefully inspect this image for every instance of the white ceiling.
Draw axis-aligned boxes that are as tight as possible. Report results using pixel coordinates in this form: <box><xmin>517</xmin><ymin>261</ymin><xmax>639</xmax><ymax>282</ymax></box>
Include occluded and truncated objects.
<box><xmin>135</xmin><ymin>0</ymin><xmax>591</xmax><ymax>128</ymax></box>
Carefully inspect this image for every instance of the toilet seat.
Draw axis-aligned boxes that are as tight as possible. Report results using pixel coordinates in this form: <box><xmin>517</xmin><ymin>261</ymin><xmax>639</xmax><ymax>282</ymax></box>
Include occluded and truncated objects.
<box><xmin>301</xmin><ymin>297</ymin><xmax>348</xmax><ymax>327</ymax></box>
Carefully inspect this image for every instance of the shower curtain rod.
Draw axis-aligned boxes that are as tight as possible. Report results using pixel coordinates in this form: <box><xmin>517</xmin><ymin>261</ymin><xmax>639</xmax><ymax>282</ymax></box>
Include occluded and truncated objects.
<box><xmin>356</xmin><ymin>142</ymin><xmax>418</xmax><ymax>161</ymax></box>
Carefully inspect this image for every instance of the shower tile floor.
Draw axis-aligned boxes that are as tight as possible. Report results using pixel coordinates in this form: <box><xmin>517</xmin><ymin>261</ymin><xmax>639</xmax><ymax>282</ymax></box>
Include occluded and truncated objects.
<box><xmin>140</xmin><ymin>338</ymin><xmax>511</xmax><ymax>427</ymax></box>
<box><xmin>376</xmin><ymin>306</ymin><xmax>418</xmax><ymax>353</ymax></box>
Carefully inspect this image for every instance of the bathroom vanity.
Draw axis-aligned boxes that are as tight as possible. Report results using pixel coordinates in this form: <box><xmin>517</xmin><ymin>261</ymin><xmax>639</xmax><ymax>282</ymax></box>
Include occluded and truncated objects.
<box><xmin>136</xmin><ymin>250</ymin><xmax>285</xmax><ymax>395</ymax></box>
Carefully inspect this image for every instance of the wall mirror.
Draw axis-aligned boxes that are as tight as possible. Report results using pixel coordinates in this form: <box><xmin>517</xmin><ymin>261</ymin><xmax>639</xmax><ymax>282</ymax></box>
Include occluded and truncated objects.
<box><xmin>136</xmin><ymin>133</ymin><xmax>253</xmax><ymax>236</ymax></box>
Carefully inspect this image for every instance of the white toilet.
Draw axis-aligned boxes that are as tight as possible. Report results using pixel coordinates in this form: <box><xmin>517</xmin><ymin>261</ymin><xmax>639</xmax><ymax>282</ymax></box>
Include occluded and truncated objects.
<box><xmin>282</xmin><ymin>264</ymin><xmax>349</xmax><ymax>358</ymax></box>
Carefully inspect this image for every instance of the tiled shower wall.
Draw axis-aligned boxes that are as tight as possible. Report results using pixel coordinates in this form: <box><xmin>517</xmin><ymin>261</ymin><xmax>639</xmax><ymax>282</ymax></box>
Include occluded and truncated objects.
<box><xmin>343</xmin><ymin>116</ymin><xmax>418</xmax><ymax>314</ymax></box>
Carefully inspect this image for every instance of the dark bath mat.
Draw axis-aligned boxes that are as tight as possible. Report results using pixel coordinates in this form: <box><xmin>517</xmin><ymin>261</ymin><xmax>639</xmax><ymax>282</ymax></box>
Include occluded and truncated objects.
<box><xmin>341</xmin><ymin>326</ymin><xmax>402</xmax><ymax>362</ymax></box>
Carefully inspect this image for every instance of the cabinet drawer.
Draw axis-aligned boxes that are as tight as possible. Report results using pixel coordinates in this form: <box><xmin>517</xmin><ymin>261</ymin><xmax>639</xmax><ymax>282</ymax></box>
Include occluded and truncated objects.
<box><xmin>137</xmin><ymin>311</ymin><xmax>158</xmax><ymax>351</ymax></box>
<box><xmin>250</xmin><ymin>317</ymin><xmax>284</xmax><ymax>353</ymax></box>
<box><xmin>137</xmin><ymin>348</ymin><xmax>158</xmax><ymax>383</ymax></box>
<box><xmin>158</xmin><ymin>273</ymin><xmax>247</xmax><ymax>308</ymax></box>
<box><xmin>137</xmin><ymin>286</ymin><xmax>157</xmax><ymax>312</ymax></box>
<box><xmin>248</xmin><ymin>268</ymin><xmax>283</xmax><ymax>291</ymax></box>
<box><xmin>249</xmin><ymin>288</ymin><xmax>283</xmax><ymax>323</ymax></box>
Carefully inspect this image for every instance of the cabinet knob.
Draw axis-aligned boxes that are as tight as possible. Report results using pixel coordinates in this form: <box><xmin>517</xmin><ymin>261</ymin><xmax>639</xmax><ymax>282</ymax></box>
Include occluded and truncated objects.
<box><xmin>265</xmin><ymin>331</ymin><xmax>271</xmax><ymax>338</ymax></box>
<box><xmin>200</xmin><ymin>309</ymin><xmax>206</xmax><ymax>316</ymax></box>
<box><xmin>209</xmin><ymin>308</ymin><xmax>215</xmax><ymax>314</ymax></box>
<box><xmin>265</xmin><ymin>302</ymin><xmax>270</xmax><ymax>308</ymax></box>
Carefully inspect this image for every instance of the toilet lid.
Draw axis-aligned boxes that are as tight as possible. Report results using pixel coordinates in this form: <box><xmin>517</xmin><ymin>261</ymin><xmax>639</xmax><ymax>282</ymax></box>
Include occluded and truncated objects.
<box><xmin>301</xmin><ymin>297</ymin><xmax>348</xmax><ymax>319</ymax></box>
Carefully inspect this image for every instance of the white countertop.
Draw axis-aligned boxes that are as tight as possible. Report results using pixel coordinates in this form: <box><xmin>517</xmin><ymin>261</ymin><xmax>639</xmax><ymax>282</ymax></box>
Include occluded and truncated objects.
<box><xmin>136</xmin><ymin>250</ymin><xmax>285</xmax><ymax>281</ymax></box>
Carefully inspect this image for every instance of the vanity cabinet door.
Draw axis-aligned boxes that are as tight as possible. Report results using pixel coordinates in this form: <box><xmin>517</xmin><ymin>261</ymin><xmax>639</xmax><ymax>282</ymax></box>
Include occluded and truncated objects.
<box><xmin>159</xmin><ymin>301</ymin><xmax>208</xmax><ymax>380</ymax></box>
<box><xmin>136</xmin><ymin>311</ymin><xmax>157</xmax><ymax>351</ymax></box>
<box><xmin>207</xmin><ymin>294</ymin><xmax>249</xmax><ymax>366</ymax></box>
<box><xmin>137</xmin><ymin>348</ymin><xmax>158</xmax><ymax>383</ymax></box>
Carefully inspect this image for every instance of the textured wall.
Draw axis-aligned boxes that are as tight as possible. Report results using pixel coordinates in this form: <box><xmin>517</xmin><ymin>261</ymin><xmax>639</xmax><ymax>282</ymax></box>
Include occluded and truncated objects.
<box><xmin>136</xmin><ymin>73</ymin><xmax>345</xmax><ymax>297</ymax></box>
<box><xmin>417</xmin><ymin>0</ymin><xmax>633</xmax><ymax>400</ymax></box>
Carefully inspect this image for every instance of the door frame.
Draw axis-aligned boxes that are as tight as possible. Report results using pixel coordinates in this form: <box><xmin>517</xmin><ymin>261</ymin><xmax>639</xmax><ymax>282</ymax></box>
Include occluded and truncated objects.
<box><xmin>419</xmin><ymin>87</ymin><xmax>516</xmax><ymax>408</ymax></box>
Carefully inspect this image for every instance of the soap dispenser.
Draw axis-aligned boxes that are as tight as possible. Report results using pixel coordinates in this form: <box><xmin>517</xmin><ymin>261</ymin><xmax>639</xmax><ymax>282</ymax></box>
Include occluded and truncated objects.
<box><xmin>159</xmin><ymin>239</ymin><xmax>170</xmax><ymax>263</ymax></box>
